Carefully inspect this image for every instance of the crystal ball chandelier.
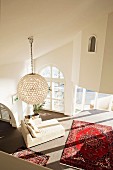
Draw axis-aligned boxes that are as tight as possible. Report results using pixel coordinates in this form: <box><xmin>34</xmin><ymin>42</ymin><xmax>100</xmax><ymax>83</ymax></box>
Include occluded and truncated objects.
<box><xmin>17</xmin><ymin>36</ymin><xmax>48</xmax><ymax>105</ymax></box>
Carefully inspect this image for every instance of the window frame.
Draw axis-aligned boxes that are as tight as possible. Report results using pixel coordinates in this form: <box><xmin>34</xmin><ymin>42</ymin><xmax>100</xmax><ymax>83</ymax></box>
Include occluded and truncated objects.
<box><xmin>39</xmin><ymin>65</ymin><xmax>65</xmax><ymax>113</ymax></box>
<box><xmin>73</xmin><ymin>85</ymin><xmax>113</xmax><ymax>115</ymax></box>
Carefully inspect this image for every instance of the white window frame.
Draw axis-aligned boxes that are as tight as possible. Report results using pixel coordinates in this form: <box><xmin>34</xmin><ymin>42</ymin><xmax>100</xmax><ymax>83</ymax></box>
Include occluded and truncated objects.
<box><xmin>73</xmin><ymin>86</ymin><xmax>113</xmax><ymax>115</ymax></box>
<box><xmin>39</xmin><ymin>65</ymin><xmax>65</xmax><ymax>113</ymax></box>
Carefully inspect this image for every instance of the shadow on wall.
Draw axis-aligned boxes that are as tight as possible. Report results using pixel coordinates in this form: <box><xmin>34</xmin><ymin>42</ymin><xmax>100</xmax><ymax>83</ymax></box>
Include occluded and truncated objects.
<box><xmin>0</xmin><ymin>103</ymin><xmax>17</xmax><ymax>127</ymax></box>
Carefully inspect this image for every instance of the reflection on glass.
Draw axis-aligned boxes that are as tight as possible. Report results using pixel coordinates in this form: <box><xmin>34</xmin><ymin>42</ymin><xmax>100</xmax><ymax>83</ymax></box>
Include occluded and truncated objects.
<box><xmin>52</xmin><ymin>82</ymin><xmax>64</xmax><ymax>99</ymax></box>
<box><xmin>75</xmin><ymin>87</ymin><xmax>83</xmax><ymax>112</ymax></box>
<box><xmin>76</xmin><ymin>87</ymin><xmax>83</xmax><ymax>104</ymax></box>
<box><xmin>52</xmin><ymin>67</ymin><xmax>59</xmax><ymax>78</ymax></box>
<box><xmin>47</xmin><ymin>91</ymin><xmax>50</xmax><ymax>98</ymax></box>
<box><xmin>98</xmin><ymin>93</ymin><xmax>110</xmax><ymax>99</ymax></box>
<box><xmin>52</xmin><ymin>100</ymin><xmax>64</xmax><ymax>112</ymax></box>
<box><xmin>40</xmin><ymin>66</ymin><xmax>51</xmax><ymax>78</ymax></box>
<box><xmin>43</xmin><ymin>99</ymin><xmax>50</xmax><ymax>110</ymax></box>
<box><xmin>47</xmin><ymin>82</ymin><xmax>51</xmax><ymax>98</ymax></box>
<box><xmin>84</xmin><ymin>90</ymin><xmax>95</xmax><ymax>110</ymax></box>
<box><xmin>60</xmin><ymin>72</ymin><xmax>64</xmax><ymax>79</ymax></box>
<box><xmin>40</xmin><ymin>66</ymin><xmax>65</xmax><ymax>112</ymax></box>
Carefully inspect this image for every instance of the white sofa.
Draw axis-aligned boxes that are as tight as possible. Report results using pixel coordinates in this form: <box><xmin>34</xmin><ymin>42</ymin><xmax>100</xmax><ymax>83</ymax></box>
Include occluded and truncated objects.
<box><xmin>21</xmin><ymin>118</ymin><xmax>65</xmax><ymax>148</ymax></box>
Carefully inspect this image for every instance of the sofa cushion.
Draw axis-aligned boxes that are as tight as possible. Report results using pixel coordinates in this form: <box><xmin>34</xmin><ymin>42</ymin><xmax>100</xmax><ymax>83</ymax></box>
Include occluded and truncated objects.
<box><xmin>25</xmin><ymin>118</ymin><xmax>40</xmax><ymax>133</ymax></box>
<box><xmin>27</xmin><ymin>125</ymin><xmax>39</xmax><ymax>138</ymax></box>
<box><xmin>25</xmin><ymin>117</ymin><xmax>42</xmax><ymax>126</ymax></box>
<box><xmin>29</xmin><ymin>123</ymin><xmax>40</xmax><ymax>133</ymax></box>
<box><xmin>31</xmin><ymin>118</ymin><xmax>42</xmax><ymax>125</ymax></box>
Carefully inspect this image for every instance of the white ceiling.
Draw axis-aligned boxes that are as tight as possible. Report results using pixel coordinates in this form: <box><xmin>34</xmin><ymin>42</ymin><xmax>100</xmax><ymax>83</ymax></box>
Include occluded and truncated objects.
<box><xmin>1</xmin><ymin>0</ymin><xmax>113</xmax><ymax>65</ymax></box>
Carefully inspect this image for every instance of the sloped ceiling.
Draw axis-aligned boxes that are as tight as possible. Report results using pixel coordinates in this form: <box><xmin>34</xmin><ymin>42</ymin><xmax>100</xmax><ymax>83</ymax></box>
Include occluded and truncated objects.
<box><xmin>0</xmin><ymin>0</ymin><xmax>113</xmax><ymax>65</ymax></box>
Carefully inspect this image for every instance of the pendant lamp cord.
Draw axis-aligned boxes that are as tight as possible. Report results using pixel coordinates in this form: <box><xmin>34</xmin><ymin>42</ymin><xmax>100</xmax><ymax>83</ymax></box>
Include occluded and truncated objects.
<box><xmin>28</xmin><ymin>36</ymin><xmax>34</xmax><ymax>74</ymax></box>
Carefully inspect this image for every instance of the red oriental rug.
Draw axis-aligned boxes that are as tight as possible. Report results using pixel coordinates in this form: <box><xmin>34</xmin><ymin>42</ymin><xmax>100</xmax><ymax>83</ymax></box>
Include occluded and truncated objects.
<box><xmin>12</xmin><ymin>147</ymin><xmax>49</xmax><ymax>166</ymax></box>
<box><xmin>60</xmin><ymin>120</ymin><xmax>113</xmax><ymax>170</ymax></box>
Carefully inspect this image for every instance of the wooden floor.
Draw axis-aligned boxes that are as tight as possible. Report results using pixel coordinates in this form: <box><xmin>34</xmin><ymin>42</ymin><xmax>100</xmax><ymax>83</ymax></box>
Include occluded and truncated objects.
<box><xmin>0</xmin><ymin>120</ymin><xmax>25</xmax><ymax>153</ymax></box>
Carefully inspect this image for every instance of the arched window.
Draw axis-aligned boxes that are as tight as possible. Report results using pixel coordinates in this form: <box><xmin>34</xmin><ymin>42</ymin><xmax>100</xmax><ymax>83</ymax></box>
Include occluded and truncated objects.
<box><xmin>40</xmin><ymin>65</ymin><xmax>65</xmax><ymax>113</ymax></box>
<box><xmin>88</xmin><ymin>36</ymin><xmax>96</xmax><ymax>52</ymax></box>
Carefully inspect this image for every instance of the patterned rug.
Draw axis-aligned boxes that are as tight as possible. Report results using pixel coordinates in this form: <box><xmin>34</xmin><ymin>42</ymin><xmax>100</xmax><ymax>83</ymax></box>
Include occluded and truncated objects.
<box><xmin>12</xmin><ymin>147</ymin><xmax>49</xmax><ymax>166</ymax></box>
<box><xmin>60</xmin><ymin>120</ymin><xmax>113</xmax><ymax>170</ymax></box>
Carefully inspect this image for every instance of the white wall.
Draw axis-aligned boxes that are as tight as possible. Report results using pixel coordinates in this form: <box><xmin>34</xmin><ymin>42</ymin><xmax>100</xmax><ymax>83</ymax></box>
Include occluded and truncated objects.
<box><xmin>72</xmin><ymin>31</ymin><xmax>82</xmax><ymax>84</ymax></box>
<box><xmin>74</xmin><ymin>12</ymin><xmax>113</xmax><ymax>95</ymax></box>
<box><xmin>1</xmin><ymin>13</ymin><xmax>112</xmax><ymax>119</ymax></box>
<box><xmin>0</xmin><ymin>61</ymin><xmax>27</xmax><ymax>126</ymax></box>
<box><xmin>100</xmin><ymin>12</ymin><xmax>113</xmax><ymax>94</ymax></box>
<box><xmin>35</xmin><ymin>42</ymin><xmax>73</xmax><ymax>115</ymax></box>
<box><xmin>78</xmin><ymin>15</ymin><xmax>108</xmax><ymax>92</ymax></box>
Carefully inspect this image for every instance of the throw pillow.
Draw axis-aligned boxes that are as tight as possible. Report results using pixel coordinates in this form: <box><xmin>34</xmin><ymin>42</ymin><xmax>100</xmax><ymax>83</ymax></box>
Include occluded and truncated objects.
<box><xmin>28</xmin><ymin>123</ymin><xmax>40</xmax><ymax>133</ymax></box>
<box><xmin>28</xmin><ymin>119</ymin><xmax>40</xmax><ymax>133</ymax></box>
<box><xmin>27</xmin><ymin>125</ymin><xmax>38</xmax><ymax>138</ymax></box>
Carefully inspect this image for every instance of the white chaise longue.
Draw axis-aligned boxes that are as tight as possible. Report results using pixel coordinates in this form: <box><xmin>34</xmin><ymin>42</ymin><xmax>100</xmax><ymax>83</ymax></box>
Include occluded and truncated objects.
<box><xmin>21</xmin><ymin>118</ymin><xmax>65</xmax><ymax>148</ymax></box>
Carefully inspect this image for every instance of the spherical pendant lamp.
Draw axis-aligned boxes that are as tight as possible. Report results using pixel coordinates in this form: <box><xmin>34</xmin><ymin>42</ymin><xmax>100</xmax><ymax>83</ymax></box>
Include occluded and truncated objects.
<box><xmin>17</xmin><ymin>36</ymin><xmax>48</xmax><ymax>105</ymax></box>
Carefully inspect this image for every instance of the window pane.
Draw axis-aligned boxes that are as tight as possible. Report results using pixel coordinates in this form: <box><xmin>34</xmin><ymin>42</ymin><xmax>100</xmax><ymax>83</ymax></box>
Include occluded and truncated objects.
<box><xmin>60</xmin><ymin>72</ymin><xmax>64</xmax><ymax>79</ymax></box>
<box><xmin>52</xmin><ymin>67</ymin><xmax>60</xmax><ymax>78</ymax></box>
<box><xmin>40</xmin><ymin>66</ymin><xmax>51</xmax><ymax>78</ymax></box>
<box><xmin>75</xmin><ymin>87</ymin><xmax>83</xmax><ymax>112</ymax></box>
<box><xmin>98</xmin><ymin>93</ymin><xmax>110</xmax><ymax>98</ymax></box>
<box><xmin>52</xmin><ymin>82</ymin><xmax>64</xmax><ymax>99</ymax></box>
<box><xmin>47</xmin><ymin>82</ymin><xmax>51</xmax><ymax>98</ymax></box>
<box><xmin>40</xmin><ymin>65</ymin><xmax>65</xmax><ymax>113</ymax></box>
<box><xmin>84</xmin><ymin>90</ymin><xmax>95</xmax><ymax>110</ymax></box>
<box><xmin>52</xmin><ymin>100</ymin><xmax>64</xmax><ymax>112</ymax></box>
<box><xmin>43</xmin><ymin>99</ymin><xmax>51</xmax><ymax>110</ymax></box>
